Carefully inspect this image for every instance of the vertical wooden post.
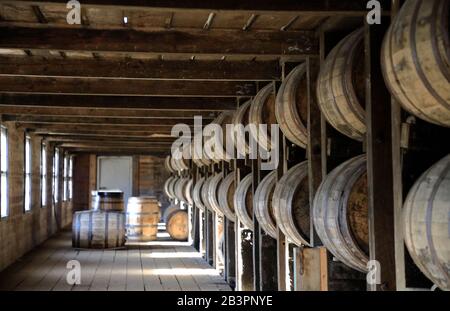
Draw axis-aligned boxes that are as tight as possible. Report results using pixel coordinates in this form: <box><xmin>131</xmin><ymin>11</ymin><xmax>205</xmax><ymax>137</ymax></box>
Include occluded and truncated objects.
<box><xmin>192</xmin><ymin>165</ymin><xmax>200</xmax><ymax>252</ymax></box>
<box><xmin>387</xmin><ymin>0</ymin><xmax>407</xmax><ymax>291</ymax></box>
<box><xmin>222</xmin><ymin>161</ymin><xmax>236</xmax><ymax>288</ymax></box>
<box><xmin>251</xmin><ymin>158</ymin><xmax>261</xmax><ymax>290</ymax></box>
<box><xmin>319</xmin><ymin>31</ymin><xmax>328</xmax><ymax>179</ymax></box>
<box><xmin>306</xmin><ymin>56</ymin><xmax>323</xmax><ymax>247</ymax></box>
<box><xmin>204</xmin><ymin>166</ymin><xmax>214</xmax><ymax>265</ymax></box>
<box><xmin>253</xmin><ymin>158</ymin><xmax>278</xmax><ymax>291</ymax></box>
<box><xmin>276</xmin><ymin>127</ymin><xmax>289</xmax><ymax>291</ymax></box>
<box><xmin>201</xmin><ymin>167</ymin><xmax>207</xmax><ymax>257</ymax></box>
<box><xmin>224</xmin><ymin>217</ymin><xmax>236</xmax><ymax>288</ymax></box>
<box><xmin>365</xmin><ymin>18</ymin><xmax>396</xmax><ymax>291</ymax></box>
<box><xmin>234</xmin><ymin>158</ymin><xmax>253</xmax><ymax>291</ymax></box>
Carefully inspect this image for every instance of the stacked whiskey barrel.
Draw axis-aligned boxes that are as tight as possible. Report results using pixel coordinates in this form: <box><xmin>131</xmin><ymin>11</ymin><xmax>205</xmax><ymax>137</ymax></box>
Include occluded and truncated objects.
<box><xmin>313</xmin><ymin>155</ymin><xmax>369</xmax><ymax>272</ymax></box>
<box><xmin>403</xmin><ymin>154</ymin><xmax>450</xmax><ymax>290</ymax></box>
<box><xmin>73</xmin><ymin>190</ymin><xmax>126</xmax><ymax>249</ymax></box>
<box><xmin>126</xmin><ymin>196</ymin><xmax>160</xmax><ymax>242</ymax></box>
<box><xmin>73</xmin><ymin>190</ymin><xmax>161</xmax><ymax>247</ymax></box>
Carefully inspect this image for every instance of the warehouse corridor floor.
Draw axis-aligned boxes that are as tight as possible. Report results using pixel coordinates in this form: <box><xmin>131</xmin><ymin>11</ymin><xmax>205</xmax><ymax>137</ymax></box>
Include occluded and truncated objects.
<box><xmin>0</xmin><ymin>231</ymin><xmax>231</xmax><ymax>291</ymax></box>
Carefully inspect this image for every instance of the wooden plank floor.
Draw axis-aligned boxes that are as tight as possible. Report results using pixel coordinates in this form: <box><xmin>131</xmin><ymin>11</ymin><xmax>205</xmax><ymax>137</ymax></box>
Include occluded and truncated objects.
<box><xmin>0</xmin><ymin>231</ymin><xmax>231</xmax><ymax>291</ymax></box>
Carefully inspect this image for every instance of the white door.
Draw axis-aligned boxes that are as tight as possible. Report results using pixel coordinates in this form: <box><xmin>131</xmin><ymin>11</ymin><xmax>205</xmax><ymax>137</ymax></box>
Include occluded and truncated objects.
<box><xmin>97</xmin><ymin>156</ymin><xmax>133</xmax><ymax>205</ymax></box>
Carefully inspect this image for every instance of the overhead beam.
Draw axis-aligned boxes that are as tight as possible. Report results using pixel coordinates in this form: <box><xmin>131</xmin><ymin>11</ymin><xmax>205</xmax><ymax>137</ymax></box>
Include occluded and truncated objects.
<box><xmin>41</xmin><ymin>135</ymin><xmax>176</xmax><ymax>143</ymax></box>
<box><xmin>1</xmin><ymin>1</ymin><xmax>390</xmax><ymax>15</ymax></box>
<box><xmin>36</xmin><ymin>131</ymin><xmax>176</xmax><ymax>137</ymax></box>
<box><xmin>57</xmin><ymin>142</ymin><xmax>173</xmax><ymax>148</ymax></box>
<box><xmin>60</xmin><ymin>143</ymin><xmax>171</xmax><ymax>149</ymax></box>
<box><xmin>38</xmin><ymin>132</ymin><xmax>175</xmax><ymax>138</ymax></box>
<box><xmin>22</xmin><ymin>125</ymin><xmax>180</xmax><ymax>136</ymax></box>
<box><xmin>0</xmin><ymin>57</ymin><xmax>281</xmax><ymax>81</ymax></box>
<box><xmin>0</xmin><ymin>94</ymin><xmax>236</xmax><ymax>111</ymax></box>
<box><xmin>0</xmin><ymin>76</ymin><xmax>256</xmax><ymax>97</ymax></box>
<box><xmin>0</xmin><ymin>106</ymin><xmax>218</xmax><ymax>118</ymax></box>
<box><xmin>67</xmin><ymin>149</ymin><xmax>169</xmax><ymax>156</ymax></box>
<box><xmin>5</xmin><ymin>115</ymin><xmax>204</xmax><ymax>125</ymax></box>
<box><xmin>64</xmin><ymin>147</ymin><xmax>170</xmax><ymax>153</ymax></box>
<box><xmin>0</xmin><ymin>26</ymin><xmax>318</xmax><ymax>57</ymax></box>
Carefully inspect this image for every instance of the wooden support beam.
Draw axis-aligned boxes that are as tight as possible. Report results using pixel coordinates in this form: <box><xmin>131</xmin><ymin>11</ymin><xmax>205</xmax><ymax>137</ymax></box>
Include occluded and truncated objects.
<box><xmin>23</xmin><ymin>122</ymin><xmax>179</xmax><ymax>130</ymax></box>
<box><xmin>0</xmin><ymin>26</ymin><xmax>318</xmax><ymax>57</ymax></box>
<box><xmin>221</xmin><ymin>161</ymin><xmax>236</xmax><ymax>289</ymax></box>
<box><xmin>6</xmin><ymin>115</ymin><xmax>203</xmax><ymax>125</ymax></box>
<box><xmin>295</xmin><ymin>246</ymin><xmax>328</xmax><ymax>290</ymax></box>
<box><xmin>251</xmin><ymin>158</ymin><xmax>262</xmax><ymax>290</ymax></box>
<box><xmin>43</xmin><ymin>136</ymin><xmax>175</xmax><ymax>144</ymax></box>
<box><xmin>0</xmin><ymin>76</ymin><xmax>256</xmax><ymax>97</ymax></box>
<box><xmin>0</xmin><ymin>106</ymin><xmax>217</xmax><ymax>119</ymax></box>
<box><xmin>364</xmin><ymin>19</ymin><xmax>396</xmax><ymax>291</ymax></box>
<box><xmin>275</xmin><ymin>82</ymin><xmax>289</xmax><ymax>291</ymax></box>
<box><xmin>2</xmin><ymin>1</ymin><xmax>390</xmax><ymax>15</ymax></box>
<box><xmin>0</xmin><ymin>94</ymin><xmax>237</xmax><ymax>111</ymax></box>
<box><xmin>234</xmin><ymin>159</ymin><xmax>254</xmax><ymax>291</ymax></box>
<box><xmin>37</xmin><ymin>131</ymin><xmax>174</xmax><ymax>138</ymax></box>
<box><xmin>31</xmin><ymin>5</ymin><xmax>47</xmax><ymax>24</ymax></box>
<box><xmin>0</xmin><ymin>57</ymin><xmax>281</xmax><ymax>81</ymax></box>
<box><xmin>67</xmin><ymin>148</ymin><xmax>168</xmax><ymax>156</ymax></box>
<box><xmin>62</xmin><ymin>144</ymin><xmax>169</xmax><ymax>150</ymax></box>
<box><xmin>306</xmin><ymin>57</ymin><xmax>323</xmax><ymax>246</ymax></box>
<box><xmin>58</xmin><ymin>142</ymin><xmax>172</xmax><ymax>149</ymax></box>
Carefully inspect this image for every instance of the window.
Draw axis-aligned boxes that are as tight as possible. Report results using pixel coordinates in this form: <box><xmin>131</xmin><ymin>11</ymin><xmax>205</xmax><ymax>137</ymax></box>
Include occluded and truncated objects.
<box><xmin>69</xmin><ymin>156</ymin><xmax>73</xmax><ymax>200</ymax></box>
<box><xmin>63</xmin><ymin>155</ymin><xmax>68</xmax><ymax>201</ymax></box>
<box><xmin>24</xmin><ymin>136</ymin><xmax>31</xmax><ymax>212</ymax></box>
<box><xmin>1</xmin><ymin>127</ymin><xmax>8</xmax><ymax>217</ymax></box>
<box><xmin>41</xmin><ymin>143</ymin><xmax>47</xmax><ymax>207</ymax></box>
<box><xmin>53</xmin><ymin>148</ymin><xmax>59</xmax><ymax>203</ymax></box>
<box><xmin>63</xmin><ymin>155</ymin><xmax>74</xmax><ymax>202</ymax></box>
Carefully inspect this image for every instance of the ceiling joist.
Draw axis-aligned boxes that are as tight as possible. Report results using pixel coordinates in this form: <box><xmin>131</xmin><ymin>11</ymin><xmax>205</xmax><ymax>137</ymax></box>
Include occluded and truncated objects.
<box><xmin>0</xmin><ymin>57</ymin><xmax>281</xmax><ymax>81</ymax></box>
<box><xmin>0</xmin><ymin>94</ymin><xmax>237</xmax><ymax>111</ymax></box>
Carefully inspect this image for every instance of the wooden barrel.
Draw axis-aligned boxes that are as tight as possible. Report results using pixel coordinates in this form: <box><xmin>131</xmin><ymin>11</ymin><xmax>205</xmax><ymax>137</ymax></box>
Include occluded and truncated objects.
<box><xmin>192</xmin><ymin>177</ymin><xmax>206</xmax><ymax>211</ymax></box>
<box><xmin>204</xmin><ymin>111</ymin><xmax>235</xmax><ymax>163</ymax></box>
<box><xmin>164</xmin><ymin>155</ymin><xmax>176</xmax><ymax>173</ymax></box>
<box><xmin>170</xmin><ymin>154</ymin><xmax>181</xmax><ymax>171</ymax></box>
<box><xmin>164</xmin><ymin>176</ymin><xmax>174</xmax><ymax>199</ymax></box>
<box><xmin>191</xmin><ymin>137</ymin><xmax>204</xmax><ymax>168</ymax></box>
<box><xmin>166</xmin><ymin>210</ymin><xmax>189</xmax><ymax>241</ymax></box>
<box><xmin>317</xmin><ymin>28</ymin><xmax>366</xmax><ymax>141</ymax></box>
<box><xmin>184</xmin><ymin>178</ymin><xmax>194</xmax><ymax>206</ymax></box>
<box><xmin>231</xmin><ymin>100</ymin><xmax>252</xmax><ymax>157</ymax></box>
<box><xmin>254</xmin><ymin>170</ymin><xmax>277</xmax><ymax>238</ymax></box>
<box><xmin>163</xmin><ymin>205</ymin><xmax>181</xmax><ymax>223</ymax></box>
<box><xmin>273</xmin><ymin>162</ymin><xmax>310</xmax><ymax>245</ymax></box>
<box><xmin>313</xmin><ymin>154</ymin><xmax>369</xmax><ymax>272</ymax></box>
<box><xmin>218</xmin><ymin>172</ymin><xmax>236</xmax><ymax>221</ymax></box>
<box><xmin>174</xmin><ymin>177</ymin><xmax>190</xmax><ymax>203</ymax></box>
<box><xmin>192</xmin><ymin>131</ymin><xmax>212</xmax><ymax>167</ymax></box>
<box><xmin>171</xmin><ymin>148</ymin><xmax>190</xmax><ymax>171</ymax></box>
<box><xmin>72</xmin><ymin>210</ymin><xmax>126</xmax><ymax>249</ymax></box>
<box><xmin>249</xmin><ymin>83</ymin><xmax>277</xmax><ymax>151</ymax></box>
<box><xmin>233</xmin><ymin>173</ymin><xmax>253</xmax><ymax>229</ymax></box>
<box><xmin>275</xmin><ymin>63</ymin><xmax>308</xmax><ymax>148</ymax></box>
<box><xmin>206</xmin><ymin>173</ymin><xmax>224</xmax><ymax>215</ymax></box>
<box><xmin>381</xmin><ymin>0</ymin><xmax>450</xmax><ymax>127</ymax></box>
<box><xmin>201</xmin><ymin>175</ymin><xmax>216</xmax><ymax>212</ymax></box>
<box><xmin>126</xmin><ymin>196</ymin><xmax>160</xmax><ymax>242</ymax></box>
<box><xmin>164</xmin><ymin>176</ymin><xmax>178</xmax><ymax>200</ymax></box>
<box><xmin>403</xmin><ymin>154</ymin><xmax>450</xmax><ymax>290</ymax></box>
<box><xmin>91</xmin><ymin>190</ymin><xmax>124</xmax><ymax>212</ymax></box>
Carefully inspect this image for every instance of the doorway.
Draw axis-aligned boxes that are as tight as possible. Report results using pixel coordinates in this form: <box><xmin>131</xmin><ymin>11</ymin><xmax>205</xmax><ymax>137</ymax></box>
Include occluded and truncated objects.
<box><xmin>97</xmin><ymin>156</ymin><xmax>133</xmax><ymax>205</ymax></box>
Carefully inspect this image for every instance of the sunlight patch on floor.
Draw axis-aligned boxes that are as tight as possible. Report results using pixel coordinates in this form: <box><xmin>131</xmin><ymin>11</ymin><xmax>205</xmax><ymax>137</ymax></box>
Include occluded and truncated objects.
<box><xmin>147</xmin><ymin>268</ymin><xmax>220</xmax><ymax>276</ymax></box>
<box><xmin>143</xmin><ymin>252</ymin><xmax>202</xmax><ymax>258</ymax></box>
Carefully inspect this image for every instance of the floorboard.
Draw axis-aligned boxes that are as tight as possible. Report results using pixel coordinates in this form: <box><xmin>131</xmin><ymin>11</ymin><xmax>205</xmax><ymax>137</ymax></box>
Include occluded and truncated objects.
<box><xmin>0</xmin><ymin>230</ymin><xmax>231</xmax><ymax>291</ymax></box>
